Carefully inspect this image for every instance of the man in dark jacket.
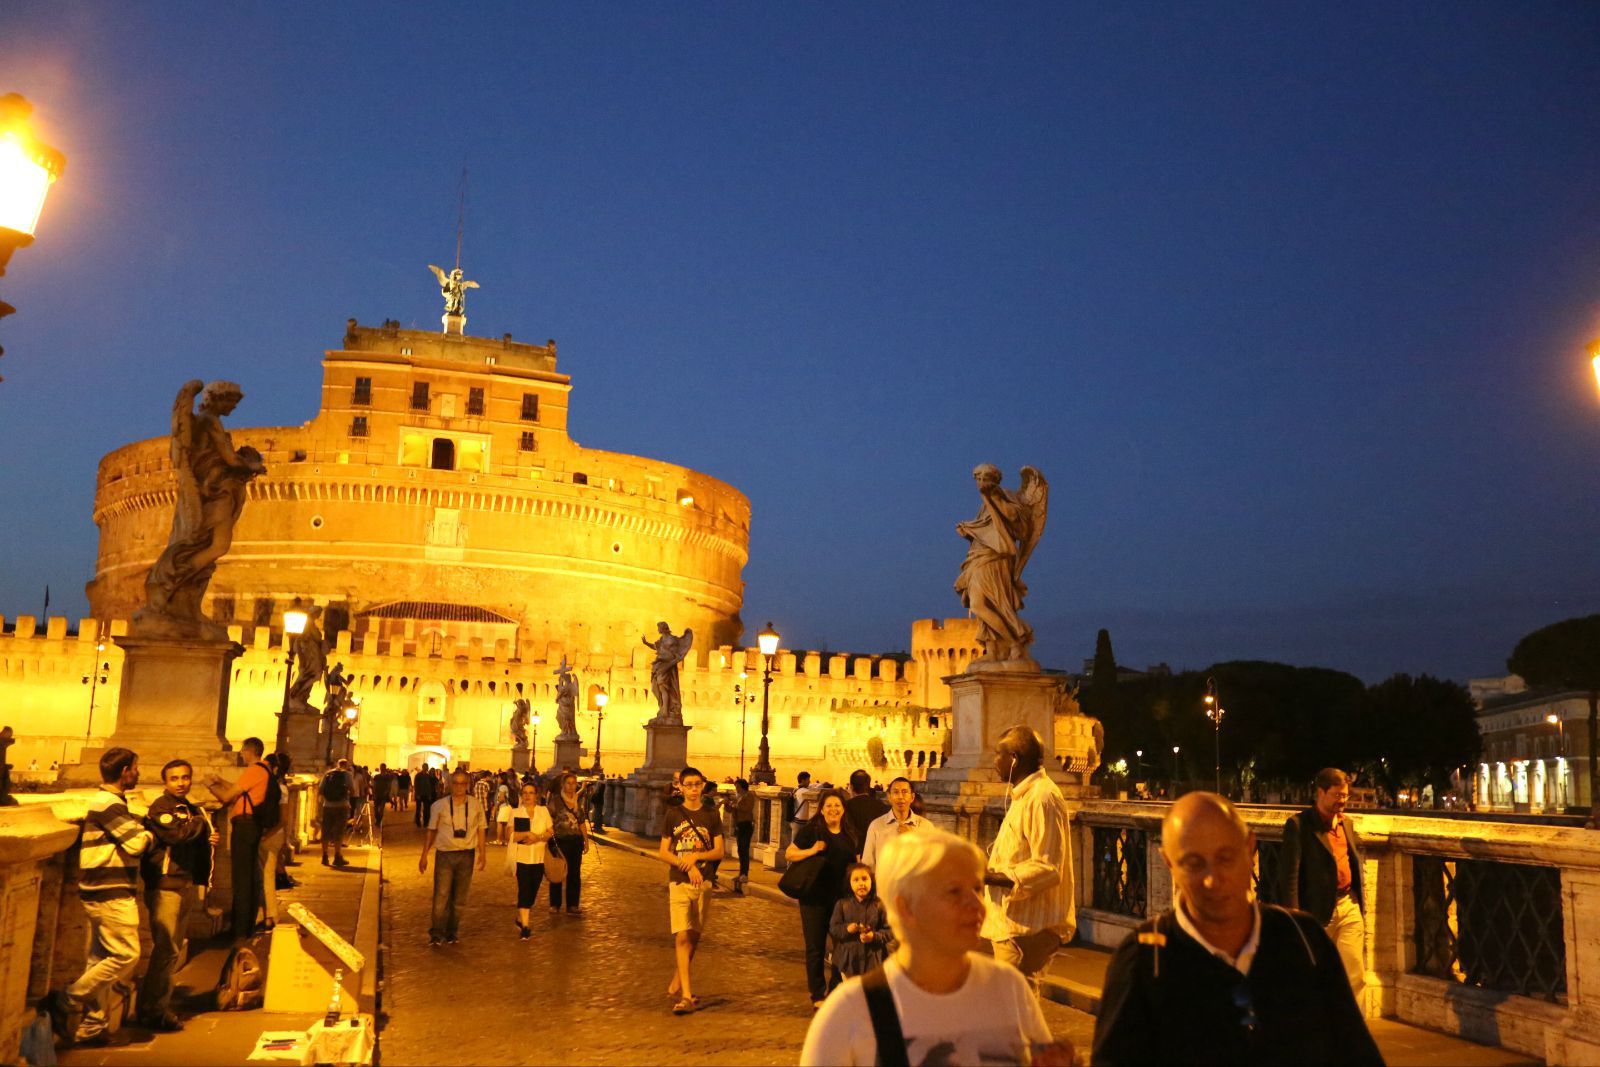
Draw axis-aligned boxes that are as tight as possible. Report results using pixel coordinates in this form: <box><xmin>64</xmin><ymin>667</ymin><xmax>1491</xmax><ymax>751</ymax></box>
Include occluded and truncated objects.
<box><xmin>414</xmin><ymin>765</ymin><xmax>439</xmax><ymax>827</ymax></box>
<box><xmin>1092</xmin><ymin>792</ymin><xmax>1381</xmax><ymax>1067</ymax></box>
<box><xmin>138</xmin><ymin>759</ymin><xmax>217</xmax><ymax>1032</ymax></box>
<box><xmin>1281</xmin><ymin>767</ymin><xmax>1365</xmax><ymax>995</ymax></box>
<box><xmin>843</xmin><ymin>768</ymin><xmax>889</xmax><ymax>851</ymax></box>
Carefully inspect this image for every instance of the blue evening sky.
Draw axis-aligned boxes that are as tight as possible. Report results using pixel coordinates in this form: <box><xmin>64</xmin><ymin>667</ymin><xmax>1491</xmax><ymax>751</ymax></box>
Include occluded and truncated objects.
<box><xmin>2</xmin><ymin>3</ymin><xmax>1598</xmax><ymax>683</ymax></box>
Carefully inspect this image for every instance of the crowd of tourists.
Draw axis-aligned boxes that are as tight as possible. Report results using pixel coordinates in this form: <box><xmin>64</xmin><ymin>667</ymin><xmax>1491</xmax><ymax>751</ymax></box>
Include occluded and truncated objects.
<box><xmin>38</xmin><ymin>725</ymin><xmax>1383</xmax><ymax>1065</ymax></box>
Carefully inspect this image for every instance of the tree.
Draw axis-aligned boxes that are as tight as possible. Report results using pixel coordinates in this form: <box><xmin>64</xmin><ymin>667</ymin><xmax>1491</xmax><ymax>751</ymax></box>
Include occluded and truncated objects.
<box><xmin>1364</xmin><ymin>673</ymin><xmax>1481</xmax><ymax>806</ymax></box>
<box><xmin>1508</xmin><ymin>615</ymin><xmax>1600</xmax><ymax>823</ymax></box>
<box><xmin>1091</xmin><ymin>629</ymin><xmax>1118</xmax><ymax>691</ymax></box>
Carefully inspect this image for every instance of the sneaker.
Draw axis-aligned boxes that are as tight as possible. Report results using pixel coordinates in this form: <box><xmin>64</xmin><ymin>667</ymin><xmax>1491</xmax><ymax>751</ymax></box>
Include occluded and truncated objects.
<box><xmin>519</xmin><ymin>926</ymin><xmax>532</xmax><ymax>941</ymax></box>
<box><xmin>139</xmin><ymin>1012</ymin><xmax>183</xmax><ymax>1033</ymax></box>
<box><xmin>428</xmin><ymin>935</ymin><xmax>442</xmax><ymax>947</ymax></box>
<box><xmin>333</xmin><ymin>857</ymin><xmax>351</xmax><ymax>868</ymax></box>
<box><xmin>446</xmin><ymin>935</ymin><xmax>461</xmax><ymax>944</ymax></box>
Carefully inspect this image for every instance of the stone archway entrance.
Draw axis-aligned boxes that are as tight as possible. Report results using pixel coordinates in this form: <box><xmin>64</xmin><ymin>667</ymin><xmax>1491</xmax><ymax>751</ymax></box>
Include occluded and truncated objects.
<box><xmin>404</xmin><ymin>745</ymin><xmax>451</xmax><ymax>772</ymax></box>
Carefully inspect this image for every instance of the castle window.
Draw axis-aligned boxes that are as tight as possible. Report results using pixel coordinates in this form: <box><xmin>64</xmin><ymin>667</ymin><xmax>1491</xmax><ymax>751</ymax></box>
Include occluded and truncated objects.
<box><xmin>789</xmin><ymin>715</ymin><xmax>802</xmax><ymax>730</ymax></box>
<box><xmin>572</xmin><ymin>472</ymin><xmax>588</xmax><ymax>486</ymax></box>
<box><xmin>520</xmin><ymin>393</ymin><xmax>539</xmax><ymax>421</ymax></box>
<box><xmin>349</xmin><ymin>416</ymin><xmax>369</xmax><ymax>438</ymax></box>
<box><xmin>213</xmin><ymin>597</ymin><xmax>235</xmax><ymax>623</ymax></box>
<box><xmin>352</xmin><ymin>377</ymin><xmax>372</xmax><ymax>405</ymax></box>
<box><xmin>467</xmin><ymin>387</ymin><xmax>485</xmax><ymax>416</ymax></box>
<box><xmin>253</xmin><ymin>598</ymin><xmax>274</xmax><ymax>626</ymax></box>
<box><xmin>411</xmin><ymin>381</ymin><xmax>430</xmax><ymax>411</ymax></box>
<box><xmin>519</xmin><ymin>431</ymin><xmax>536</xmax><ymax>452</ymax></box>
<box><xmin>430</xmin><ymin>438</ymin><xmax>455</xmax><ymax>471</ymax></box>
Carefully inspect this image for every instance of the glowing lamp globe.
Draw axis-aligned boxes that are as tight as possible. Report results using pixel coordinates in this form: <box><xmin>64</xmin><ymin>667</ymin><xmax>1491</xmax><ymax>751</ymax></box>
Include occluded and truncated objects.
<box><xmin>284</xmin><ymin>609</ymin><xmax>309</xmax><ymax>636</ymax></box>
<box><xmin>0</xmin><ymin>94</ymin><xmax>64</xmax><ymax>248</ymax></box>
<box><xmin>757</xmin><ymin>622</ymin><xmax>780</xmax><ymax>658</ymax></box>
<box><xmin>595</xmin><ymin>691</ymin><xmax>609</xmax><ymax>709</ymax></box>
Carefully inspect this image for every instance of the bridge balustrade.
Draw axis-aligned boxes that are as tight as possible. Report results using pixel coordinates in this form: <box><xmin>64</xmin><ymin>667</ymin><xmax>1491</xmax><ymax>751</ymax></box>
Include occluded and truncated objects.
<box><xmin>1069</xmin><ymin>800</ymin><xmax>1599</xmax><ymax>1062</ymax></box>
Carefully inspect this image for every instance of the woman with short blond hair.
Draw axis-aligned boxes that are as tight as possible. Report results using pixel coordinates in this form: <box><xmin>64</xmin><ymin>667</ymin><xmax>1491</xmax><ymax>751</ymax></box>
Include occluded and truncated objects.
<box><xmin>801</xmin><ymin>827</ymin><xmax>1069</xmax><ymax>1066</ymax></box>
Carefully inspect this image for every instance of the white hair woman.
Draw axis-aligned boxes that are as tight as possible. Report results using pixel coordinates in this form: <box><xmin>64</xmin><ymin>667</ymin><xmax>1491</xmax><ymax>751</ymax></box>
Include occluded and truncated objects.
<box><xmin>800</xmin><ymin>826</ymin><xmax>1070</xmax><ymax>1066</ymax></box>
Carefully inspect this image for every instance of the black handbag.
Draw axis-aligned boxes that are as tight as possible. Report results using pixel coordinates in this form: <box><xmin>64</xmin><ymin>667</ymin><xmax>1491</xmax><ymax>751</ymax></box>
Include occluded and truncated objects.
<box><xmin>778</xmin><ymin>853</ymin><xmax>825</xmax><ymax>899</ymax></box>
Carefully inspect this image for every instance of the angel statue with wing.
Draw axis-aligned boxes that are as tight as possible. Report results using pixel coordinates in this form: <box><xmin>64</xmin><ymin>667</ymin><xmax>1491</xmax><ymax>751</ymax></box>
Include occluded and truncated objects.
<box><xmin>954</xmin><ymin>464</ymin><xmax>1049</xmax><ymax>666</ymax></box>
<box><xmin>553</xmin><ymin>658</ymin><xmax>581</xmax><ymax>741</ymax></box>
<box><xmin>427</xmin><ymin>264</ymin><xmax>480</xmax><ymax>317</ymax></box>
<box><xmin>643</xmin><ymin>621</ymin><xmax>694</xmax><ymax>725</ymax></box>
<box><xmin>136</xmin><ymin>380</ymin><xmax>267</xmax><ymax>639</ymax></box>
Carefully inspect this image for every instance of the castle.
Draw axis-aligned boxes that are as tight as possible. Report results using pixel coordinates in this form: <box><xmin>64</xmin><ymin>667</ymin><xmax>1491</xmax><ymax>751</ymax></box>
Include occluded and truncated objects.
<box><xmin>3</xmin><ymin>314</ymin><xmax>989</xmax><ymax>782</ymax></box>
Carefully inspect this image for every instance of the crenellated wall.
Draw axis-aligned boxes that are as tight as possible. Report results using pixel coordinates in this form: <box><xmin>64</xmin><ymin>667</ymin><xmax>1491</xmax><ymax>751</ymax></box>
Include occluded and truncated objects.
<box><xmin>0</xmin><ymin>614</ymin><xmax>980</xmax><ymax>786</ymax></box>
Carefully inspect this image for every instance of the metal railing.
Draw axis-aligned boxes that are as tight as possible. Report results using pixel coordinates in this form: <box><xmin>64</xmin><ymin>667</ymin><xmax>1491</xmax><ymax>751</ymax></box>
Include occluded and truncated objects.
<box><xmin>1090</xmin><ymin>825</ymin><xmax>1148</xmax><ymax>918</ymax></box>
<box><xmin>1411</xmin><ymin>855</ymin><xmax>1566</xmax><ymax>1002</ymax></box>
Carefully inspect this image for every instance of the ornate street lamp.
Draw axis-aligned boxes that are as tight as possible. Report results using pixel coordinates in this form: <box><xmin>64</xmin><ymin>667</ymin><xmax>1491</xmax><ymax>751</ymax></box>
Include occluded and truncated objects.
<box><xmin>275</xmin><ymin>607</ymin><xmax>310</xmax><ymax>755</ymax></box>
<box><xmin>1203</xmin><ymin>676</ymin><xmax>1225</xmax><ymax>794</ymax></box>
<box><xmin>1172</xmin><ymin>745</ymin><xmax>1181</xmax><ymax>790</ymax></box>
<box><xmin>591</xmin><ymin>690</ymin><xmax>608</xmax><ymax>775</ymax></box>
<box><xmin>530</xmin><ymin>711</ymin><xmax>542</xmax><ymax>774</ymax></box>
<box><xmin>0</xmin><ymin>94</ymin><xmax>66</xmax><ymax>380</ymax></box>
<box><xmin>81</xmin><ymin>633</ymin><xmax>109</xmax><ymax>750</ymax></box>
<box><xmin>749</xmin><ymin>622</ymin><xmax>781</xmax><ymax>785</ymax></box>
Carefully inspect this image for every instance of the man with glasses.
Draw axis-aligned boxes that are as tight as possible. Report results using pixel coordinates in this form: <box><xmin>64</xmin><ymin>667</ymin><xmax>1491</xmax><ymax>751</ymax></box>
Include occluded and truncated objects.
<box><xmin>1282</xmin><ymin>768</ymin><xmax>1366</xmax><ymax>996</ymax></box>
<box><xmin>419</xmin><ymin>770</ymin><xmax>488</xmax><ymax>946</ymax></box>
<box><xmin>1091</xmin><ymin>792</ymin><xmax>1380</xmax><ymax>1065</ymax></box>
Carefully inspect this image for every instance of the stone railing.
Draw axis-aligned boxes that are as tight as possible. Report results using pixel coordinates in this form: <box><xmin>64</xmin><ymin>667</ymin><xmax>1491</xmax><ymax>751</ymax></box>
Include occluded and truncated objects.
<box><xmin>1072</xmin><ymin>800</ymin><xmax>1600</xmax><ymax>1064</ymax></box>
<box><xmin>0</xmin><ymin>778</ymin><xmax>315</xmax><ymax>1059</ymax></box>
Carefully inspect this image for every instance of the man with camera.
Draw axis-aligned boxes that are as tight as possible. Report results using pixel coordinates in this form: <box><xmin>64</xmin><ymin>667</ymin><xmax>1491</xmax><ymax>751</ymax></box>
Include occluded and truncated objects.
<box><xmin>419</xmin><ymin>770</ymin><xmax>488</xmax><ymax>945</ymax></box>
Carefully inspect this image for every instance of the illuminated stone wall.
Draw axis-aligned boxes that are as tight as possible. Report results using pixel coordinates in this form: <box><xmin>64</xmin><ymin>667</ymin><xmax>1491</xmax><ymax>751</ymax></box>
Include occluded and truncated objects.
<box><xmin>0</xmin><ymin>614</ymin><xmax>982</xmax><ymax>786</ymax></box>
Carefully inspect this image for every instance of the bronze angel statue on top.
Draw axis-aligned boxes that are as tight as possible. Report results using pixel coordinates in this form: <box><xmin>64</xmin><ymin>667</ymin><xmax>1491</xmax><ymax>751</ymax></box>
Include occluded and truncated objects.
<box><xmin>136</xmin><ymin>380</ymin><xmax>267</xmax><ymax>640</ymax></box>
<box><xmin>428</xmin><ymin>264</ymin><xmax>480</xmax><ymax>317</ymax></box>
<box><xmin>954</xmin><ymin>464</ymin><xmax>1049</xmax><ymax>666</ymax></box>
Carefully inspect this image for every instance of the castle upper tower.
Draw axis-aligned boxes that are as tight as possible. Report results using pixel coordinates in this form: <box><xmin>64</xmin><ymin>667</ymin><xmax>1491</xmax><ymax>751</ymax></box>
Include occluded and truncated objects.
<box><xmin>87</xmin><ymin>318</ymin><xmax>750</xmax><ymax>660</ymax></box>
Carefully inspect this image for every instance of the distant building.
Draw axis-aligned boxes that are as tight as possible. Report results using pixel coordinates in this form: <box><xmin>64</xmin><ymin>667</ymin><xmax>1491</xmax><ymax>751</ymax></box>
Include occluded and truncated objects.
<box><xmin>1470</xmin><ymin>674</ymin><xmax>1587</xmax><ymax>813</ymax></box>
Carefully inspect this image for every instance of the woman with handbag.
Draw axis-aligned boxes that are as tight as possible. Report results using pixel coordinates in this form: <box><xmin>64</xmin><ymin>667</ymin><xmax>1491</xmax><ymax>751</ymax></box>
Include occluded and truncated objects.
<box><xmin>547</xmin><ymin>771</ymin><xmax>590</xmax><ymax>915</ymax></box>
<box><xmin>785</xmin><ymin>789</ymin><xmax>858</xmax><ymax>1009</ymax></box>
<box><xmin>497</xmin><ymin>782</ymin><xmax>553</xmax><ymax>940</ymax></box>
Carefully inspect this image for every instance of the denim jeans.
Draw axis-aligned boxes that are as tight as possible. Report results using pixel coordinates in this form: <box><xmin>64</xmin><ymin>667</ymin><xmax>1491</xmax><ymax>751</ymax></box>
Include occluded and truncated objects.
<box><xmin>799</xmin><ymin>900</ymin><xmax>838</xmax><ymax>1002</ymax></box>
<box><xmin>139</xmin><ymin>884</ymin><xmax>195</xmax><ymax>1017</ymax></box>
<box><xmin>735</xmin><ymin>822</ymin><xmax>755</xmax><ymax>879</ymax></box>
<box><xmin>68</xmin><ymin>896</ymin><xmax>141</xmax><ymax>1040</ymax></box>
<box><xmin>430</xmin><ymin>849</ymin><xmax>475</xmax><ymax>940</ymax></box>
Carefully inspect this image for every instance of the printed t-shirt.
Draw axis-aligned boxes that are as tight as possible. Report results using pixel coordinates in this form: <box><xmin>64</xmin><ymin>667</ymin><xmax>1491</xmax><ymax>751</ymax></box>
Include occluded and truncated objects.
<box><xmin>498</xmin><ymin>803</ymin><xmax>553</xmax><ymax>865</ymax></box>
<box><xmin>228</xmin><ymin>763</ymin><xmax>271</xmax><ymax>820</ymax></box>
<box><xmin>800</xmin><ymin>953</ymin><xmax>1052</xmax><ymax>1067</ymax></box>
<box><xmin>659</xmin><ymin>803</ymin><xmax>723</xmax><ymax>884</ymax></box>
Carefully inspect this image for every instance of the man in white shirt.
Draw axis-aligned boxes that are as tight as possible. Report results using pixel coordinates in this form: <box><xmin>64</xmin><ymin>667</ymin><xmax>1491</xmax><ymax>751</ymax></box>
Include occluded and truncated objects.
<box><xmin>982</xmin><ymin>725</ymin><xmax>1074</xmax><ymax>997</ymax></box>
<box><xmin>790</xmin><ymin>770</ymin><xmax>822</xmax><ymax>839</ymax></box>
<box><xmin>418</xmin><ymin>770</ymin><xmax>488</xmax><ymax>946</ymax></box>
<box><xmin>861</xmin><ymin>776</ymin><xmax>930</xmax><ymax>868</ymax></box>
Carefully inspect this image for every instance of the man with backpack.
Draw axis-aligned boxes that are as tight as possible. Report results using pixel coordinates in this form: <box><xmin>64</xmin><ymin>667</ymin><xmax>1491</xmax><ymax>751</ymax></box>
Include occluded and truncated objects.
<box><xmin>319</xmin><ymin>759</ymin><xmax>354</xmax><ymax>867</ymax></box>
<box><xmin>138</xmin><ymin>759</ymin><xmax>217</xmax><ymax>1033</ymax></box>
<box><xmin>206</xmin><ymin>737</ymin><xmax>271</xmax><ymax>945</ymax></box>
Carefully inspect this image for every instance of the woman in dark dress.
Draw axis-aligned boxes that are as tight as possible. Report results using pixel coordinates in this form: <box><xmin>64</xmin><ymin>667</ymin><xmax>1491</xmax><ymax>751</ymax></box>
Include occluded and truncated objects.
<box><xmin>784</xmin><ymin>789</ymin><xmax>858</xmax><ymax>1008</ymax></box>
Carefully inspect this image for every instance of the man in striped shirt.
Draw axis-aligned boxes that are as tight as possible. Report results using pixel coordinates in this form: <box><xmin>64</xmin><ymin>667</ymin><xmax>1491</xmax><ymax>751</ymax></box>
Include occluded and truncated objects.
<box><xmin>66</xmin><ymin>747</ymin><xmax>154</xmax><ymax>1045</ymax></box>
<box><xmin>983</xmin><ymin>725</ymin><xmax>1074</xmax><ymax>998</ymax></box>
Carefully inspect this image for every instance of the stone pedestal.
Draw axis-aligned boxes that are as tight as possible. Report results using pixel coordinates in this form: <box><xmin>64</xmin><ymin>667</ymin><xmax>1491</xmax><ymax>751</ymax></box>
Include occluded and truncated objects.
<box><xmin>614</xmin><ymin>721</ymin><xmax>693</xmax><ymax>835</ymax></box>
<box><xmin>443</xmin><ymin>312</ymin><xmax>465</xmax><ymax>335</ymax></box>
<box><xmin>511</xmin><ymin>746</ymin><xmax>530</xmax><ymax>774</ymax></box>
<box><xmin>552</xmin><ymin>737</ymin><xmax>587</xmax><ymax>772</ymax></box>
<box><xmin>281</xmin><ymin>709</ymin><xmax>327</xmax><ymax>774</ymax></box>
<box><xmin>641</xmin><ymin>721</ymin><xmax>690</xmax><ymax>774</ymax></box>
<box><xmin>61</xmin><ymin>635</ymin><xmax>244</xmax><ymax>786</ymax></box>
<box><xmin>925</xmin><ymin>668</ymin><xmax>1100</xmax><ymax>799</ymax></box>
<box><xmin>0</xmin><ymin>805</ymin><xmax>79</xmax><ymax>1063</ymax></box>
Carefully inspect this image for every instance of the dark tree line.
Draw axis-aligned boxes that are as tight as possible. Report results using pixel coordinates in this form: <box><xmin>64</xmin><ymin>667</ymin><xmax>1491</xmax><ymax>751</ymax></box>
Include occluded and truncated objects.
<box><xmin>1081</xmin><ymin>633</ymin><xmax>1481</xmax><ymax>805</ymax></box>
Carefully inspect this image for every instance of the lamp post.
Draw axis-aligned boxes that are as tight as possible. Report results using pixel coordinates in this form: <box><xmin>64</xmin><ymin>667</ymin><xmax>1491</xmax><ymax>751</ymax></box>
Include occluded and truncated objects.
<box><xmin>591</xmin><ymin>690</ymin><xmax>608</xmax><ymax>775</ymax></box>
<box><xmin>1172</xmin><ymin>745</ymin><xmax>1181</xmax><ymax>792</ymax></box>
<box><xmin>1548</xmin><ymin>712</ymin><xmax>1567</xmax><ymax>810</ymax></box>
<box><xmin>325</xmin><ymin>693</ymin><xmax>358</xmax><ymax>765</ymax></box>
<box><xmin>0</xmin><ymin>94</ymin><xmax>66</xmax><ymax>380</ymax></box>
<box><xmin>1203</xmin><ymin>676</ymin><xmax>1225</xmax><ymax>794</ymax></box>
<box><xmin>750</xmin><ymin>622</ymin><xmax>780</xmax><ymax>785</ymax></box>
<box><xmin>734</xmin><ymin>670</ymin><xmax>756</xmax><ymax>777</ymax></box>
<box><xmin>530</xmin><ymin>712</ymin><xmax>542</xmax><ymax>774</ymax></box>
<box><xmin>81</xmin><ymin>632</ymin><xmax>109</xmax><ymax>750</ymax></box>
<box><xmin>276</xmin><ymin>607</ymin><xmax>310</xmax><ymax>756</ymax></box>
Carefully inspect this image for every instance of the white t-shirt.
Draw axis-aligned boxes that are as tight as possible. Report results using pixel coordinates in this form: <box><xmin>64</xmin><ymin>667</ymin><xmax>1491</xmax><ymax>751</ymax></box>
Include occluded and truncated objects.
<box><xmin>497</xmin><ymin>804</ymin><xmax>553</xmax><ymax>865</ymax></box>
<box><xmin>800</xmin><ymin>953</ymin><xmax>1051</xmax><ymax>1066</ymax></box>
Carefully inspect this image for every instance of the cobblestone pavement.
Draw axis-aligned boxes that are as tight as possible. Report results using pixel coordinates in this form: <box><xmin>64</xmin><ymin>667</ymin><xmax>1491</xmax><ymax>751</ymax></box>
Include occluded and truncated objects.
<box><xmin>379</xmin><ymin>819</ymin><xmax>1096</xmax><ymax>1065</ymax></box>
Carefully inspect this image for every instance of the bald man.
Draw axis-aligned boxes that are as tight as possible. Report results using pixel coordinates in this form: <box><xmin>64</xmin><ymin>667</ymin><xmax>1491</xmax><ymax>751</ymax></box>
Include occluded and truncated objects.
<box><xmin>1091</xmin><ymin>793</ymin><xmax>1381</xmax><ymax>1066</ymax></box>
<box><xmin>982</xmin><ymin>725</ymin><xmax>1074</xmax><ymax>996</ymax></box>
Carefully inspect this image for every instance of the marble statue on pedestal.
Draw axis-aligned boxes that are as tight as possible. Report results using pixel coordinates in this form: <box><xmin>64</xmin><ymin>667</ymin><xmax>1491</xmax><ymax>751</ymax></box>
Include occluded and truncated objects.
<box><xmin>954</xmin><ymin>464</ymin><xmax>1048</xmax><ymax>666</ymax></box>
<box><xmin>554</xmin><ymin>659</ymin><xmax>580</xmax><ymax>741</ymax></box>
<box><xmin>136</xmin><ymin>380</ymin><xmax>267</xmax><ymax>640</ymax></box>
<box><xmin>286</xmin><ymin>604</ymin><xmax>326</xmax><ymax>711</ymax></box>
<box><xmin>509</xmin><ymin>698</ymin><xmax>531</xmax><ymax>750</ymax></box>
<box><xmin>643</xmin><ymin>622</ymin><xmax>693</xmax><ymax>725</ymax></box>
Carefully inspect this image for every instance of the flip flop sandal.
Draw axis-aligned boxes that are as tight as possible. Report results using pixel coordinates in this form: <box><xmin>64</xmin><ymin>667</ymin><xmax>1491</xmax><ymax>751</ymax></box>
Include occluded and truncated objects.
<box><xmin>672</xmin><ymin>998</ymin><xmax>697</xmax><ymax>1015</ymax></box>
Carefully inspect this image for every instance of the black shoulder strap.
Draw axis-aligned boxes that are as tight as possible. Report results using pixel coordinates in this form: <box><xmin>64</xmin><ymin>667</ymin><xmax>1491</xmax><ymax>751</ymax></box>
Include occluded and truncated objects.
<box><xmin>861</xmin><ymin>966</ymin><xmax>910</xmax><ymax>1067</ymax></box>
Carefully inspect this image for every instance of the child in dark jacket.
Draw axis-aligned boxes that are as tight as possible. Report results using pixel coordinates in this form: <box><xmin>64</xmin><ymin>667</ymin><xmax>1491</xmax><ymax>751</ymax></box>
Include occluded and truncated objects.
<box><xmin>828</xmin><ymin>862</ymin><xmax>895</xmax><ymax>978</ymax></box>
